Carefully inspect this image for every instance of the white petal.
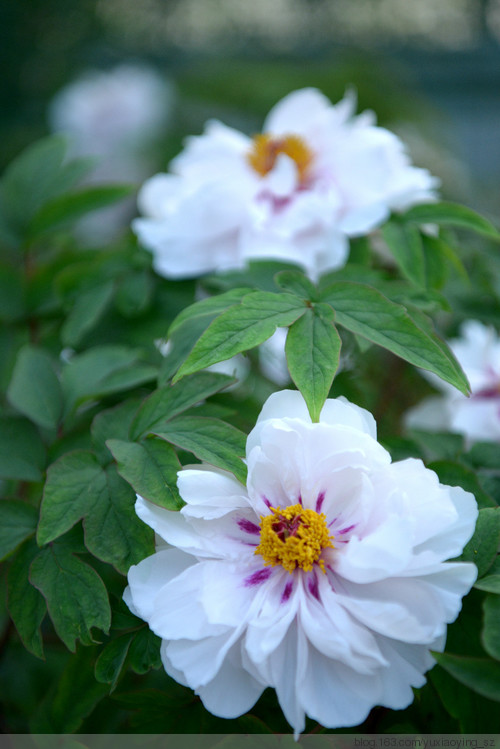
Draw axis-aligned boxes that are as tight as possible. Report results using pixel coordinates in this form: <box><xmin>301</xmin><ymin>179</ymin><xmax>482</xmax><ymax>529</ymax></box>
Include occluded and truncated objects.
<box><xmin>197</xmin><ymin>641</ymin><xmax>265</xmax><ymax>718</ymax></box>
<box><xmin>125</xmin><ymin>548</ymin><xmax>195</xmax><ymax>623</ymax></box>
<box><xmin>299</xmin><ymin>573</ymin><xmax>388</xmax><ymax>673</ymax></box>
<box><xmin>335</xmin><ymin>512</ymin><xmax>413</xmax><ymax>583</ymax></box>
<box><xmin>264</xmin><ymin>88</ymin><xmax>332</xmax><ymax>137</ymax></box>
<box><xmin>135</xmin><ymin>496</ymin><xmax>254</xmax><ymax>559</ymax></box>
<box><xmin>247</xmin><ymin>390</ymin><xmax>377</xmax><ymax>453</ymax></box>
<box><xmin>148</xmin><ymin>562</ymin><xmax>231</xmax><ymax>640</ymax></box>
<box><xmin>165</xmin><ymin>630</ymin><xmax>239</xmax><ymax>687</ymax></box>
<box><xmin>339</xmin><ymin>576</ymin><xmax>448</xmax><ymax>643</ymax></box>
<box><xmin>178</xmin><ymin>467</ymin><xmax>250</xmax><ymax>520</ymax></box>
<box><xmin>255</xmin><ymin>620</ymin><xmax>307</xmax><ymax>736</ymax></box>
<box><xmin>298</xmin><ymin>644</ymin><xmax>380</xmax><ymax>729</ymax></box>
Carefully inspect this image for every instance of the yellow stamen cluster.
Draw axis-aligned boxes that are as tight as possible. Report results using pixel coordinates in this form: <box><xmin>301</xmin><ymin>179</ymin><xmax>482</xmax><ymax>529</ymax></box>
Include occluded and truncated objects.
<box><xmin>247</xmin><ymin>133</ymin><xmax>314</xmax><ymax>184</ymax></box>
<box><xmin>255</xmin><ymin>504</ymin><xmax>334</xmax><ymax>574</ymax></box>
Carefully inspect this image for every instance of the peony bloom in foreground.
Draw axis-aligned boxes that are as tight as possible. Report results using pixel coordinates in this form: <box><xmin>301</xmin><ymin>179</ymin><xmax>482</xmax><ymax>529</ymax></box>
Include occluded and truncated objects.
<box><xmin>133</xmin><ymin>88</ymin><xmax>438</xmax><ymax>280</ymax></box>
<box><xmin>124</xmin><ymin>391</ymin><xmax>477</xmax><ymax>734</ymax></box>
<box><xmin>406</xmin><ymin>320</ymin><xmax>500</xmax><ymax>443</ymax></box>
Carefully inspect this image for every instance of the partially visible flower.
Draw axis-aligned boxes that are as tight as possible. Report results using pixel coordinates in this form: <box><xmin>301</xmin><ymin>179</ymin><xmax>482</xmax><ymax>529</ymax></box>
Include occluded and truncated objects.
<box><xmin>49</xmin><ymin>64</ymin><xmax>174</xmax><ymax>243</ymax></box>
<box><xmin>154</xmin><ymin>338</ymin><xmax>249</xmax><ymax>389</ymax></box>
<box><xmin>49</xmin><ymin>64</ymin><xmax>174</xmax><ymax>158</ymax></box>
<box><xmin>406</xmin><ymin>320</ymin><xmax>500</xmax><ymax>443</ymax></box>
<box><xmin>133</xmin><ymin>88</ymin><xmax>438</xmax><ymax>280</ymax></box>
<box><xmin>125</xmin><ymin>390</ymin><xmax>477</xmax><ymax>735</ymax></box>
<box><xmin>259</xmin><ymin>328</ymin><xmax>291</xmax><ymax>385</ymax></box>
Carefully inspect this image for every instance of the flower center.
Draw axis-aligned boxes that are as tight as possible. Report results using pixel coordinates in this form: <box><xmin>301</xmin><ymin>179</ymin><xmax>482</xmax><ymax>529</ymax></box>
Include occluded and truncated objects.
<box><xmin>254</xmin><ymin>504</ymin><xmax>334</xmax><ymax>574</ymax></box>
<box><xmin>247</xmin><ymin>133</ymin><xmax>314</xmax><ymax>184</ymax></box>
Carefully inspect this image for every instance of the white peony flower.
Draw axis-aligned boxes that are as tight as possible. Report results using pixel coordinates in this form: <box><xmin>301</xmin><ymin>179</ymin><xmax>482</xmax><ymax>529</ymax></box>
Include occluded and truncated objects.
<box><xmin>49</xmin><ymin>64</ymin><xmax>175</xmax><ymax>244</ymax></box>
<box><xmin>406</xmin><ymin>320</ymin><xmax>500</xmax><ymax>443</ymax></box>
<box><xmin>133</xmin><ymin>88</ymin><xmax>439</xmax><ymax>281</ymax></box>
<box><xmin>49</xmin><ymin>64</ymin><xmax>174</xmax><ymax>159</ymax></box>
<box><xmin>124</xmin><ymin>390</ymin><xmax>477</xmax><ymax>735</ymax></box>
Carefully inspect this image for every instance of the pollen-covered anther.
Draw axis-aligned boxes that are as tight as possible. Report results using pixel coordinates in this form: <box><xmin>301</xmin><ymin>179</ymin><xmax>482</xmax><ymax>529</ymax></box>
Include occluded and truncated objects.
<box><xmin>247</xmin><ymin>133</ymin><xmax>314</xmax><ymax>184</ymax></box>
<box><xmin>255</xmin><ymin>504</ymin><xmax>334</xmax><ymax>573</ymax></box>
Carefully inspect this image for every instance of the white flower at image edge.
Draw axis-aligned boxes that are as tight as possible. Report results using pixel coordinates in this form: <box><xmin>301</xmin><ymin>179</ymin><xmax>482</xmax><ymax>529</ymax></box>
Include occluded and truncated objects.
<box><xmin>406</xmin><ymin>320</ymin><xmax>500</xmax><ymax>443</ymax></box>
<box><xmin>124</xmin><ymin>391</ymin><xmax>477</xmax><ymax>735</ymax></box>
<box><xmin>133</xmin><ymin>88</ymin><xmax>439</xmax><ymax>281</ymax></box>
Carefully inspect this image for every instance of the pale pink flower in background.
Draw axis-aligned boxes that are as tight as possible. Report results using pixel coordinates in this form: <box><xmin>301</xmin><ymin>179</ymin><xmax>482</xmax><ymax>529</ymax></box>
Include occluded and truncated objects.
<box><xmin>406</xmin><ymin>320</ymin><xmax>500</xmax><ymax>443</ymax></box>
<box><xmin>125</xmin><ymin>390</ymin><xmax>476</xmax><ymax>735</ymax></box>
<box><xmin>49</xmin><ymin>64</ymin><xmax>174</xmax><ymax>157</ymax></box>
<box><xmin>133</xmin><ymin>87</ymin><xmax>438</xmax><ymax>280</ymax></box>
<box><xmin>49</xmin><ymin>64</ymin><xmax>175</xmax><ymax>243</ymax></box>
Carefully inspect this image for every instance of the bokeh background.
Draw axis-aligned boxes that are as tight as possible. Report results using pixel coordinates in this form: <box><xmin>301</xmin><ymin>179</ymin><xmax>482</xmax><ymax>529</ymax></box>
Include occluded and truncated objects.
<box><xmin>2</xmin><ymin>0</ymin><xmax>500</xmax><ymax>220</ymax></box>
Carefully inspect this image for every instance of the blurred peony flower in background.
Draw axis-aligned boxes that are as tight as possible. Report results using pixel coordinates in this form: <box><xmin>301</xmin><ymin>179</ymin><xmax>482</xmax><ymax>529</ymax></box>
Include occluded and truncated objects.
<box><xmin>133</xmin><ymin>88</ymin><xmax>438</xmax><ymax>280</ymax></box>
<box><xmin>406</xmin><ymin>320</ymin><xmax>500</xmax><ymax>443</ymax></box>
<box><xmin>49</xmin><ymin>64</ymin><xmax>175</xmax><ymax>243</ymax></box>
<box><xmin>125</xmin><ymin>390</ymin><xmax>476</xmax><ymax>735</ymax></box>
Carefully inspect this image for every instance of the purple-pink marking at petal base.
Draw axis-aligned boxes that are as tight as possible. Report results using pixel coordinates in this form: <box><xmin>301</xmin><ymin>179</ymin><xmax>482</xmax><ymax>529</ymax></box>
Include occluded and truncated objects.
<box><xmin>315</xmin><ymin>491</ymin><xmax>325</xmax><ymax>513</ymax></box>
<box><xmin>308</xmin><ymin>572</ymin><xmax>320</xmax><ymax>601</ymax></box>
<box><xmin>281</xmin><ymin>580</ymin><xmax>293</xmax><ymax>603</ymax></box>
<box><xmin>262</xmin><ymin>496</ymin><xmax>271</xmax><ymax>508</ymax></box>
<box><xmin>245</xmin><ymin>567</ymin><xmax>272</xmax><ymax>587</ymax></box>
<box><xmin>338</xmin><ymin>524</ymin><xmax>356</xmax><ymax>535</ymax></box>
<box><xmin>237</xmin><ymin>518</ymin><xmax>260</xmax><ymax>535</ymax></box>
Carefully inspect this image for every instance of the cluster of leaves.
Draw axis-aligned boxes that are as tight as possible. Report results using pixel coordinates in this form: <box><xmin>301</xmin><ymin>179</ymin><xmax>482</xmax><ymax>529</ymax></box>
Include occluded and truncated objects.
<box><xmin>1</xmin><ymin>134</ymin><xmax>500</xmax><ymax>734</ymax></box>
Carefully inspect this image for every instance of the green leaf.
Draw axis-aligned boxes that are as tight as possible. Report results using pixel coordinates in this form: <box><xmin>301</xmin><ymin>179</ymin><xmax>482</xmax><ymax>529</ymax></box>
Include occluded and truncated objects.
<box><xmin>0</xmin><ymin>264</ymin><xmax>25</xmax><ymax>321</ymax></box>
<box><xmin>7</xmin><ymin>539</ymin><xmax>46</xmax><ymax>658</ymax></box>
<box><xmin>155</xmin><ymin>415</ymin><xmax>247</xmax><ymax>485</ymax></box>
<box><xmin>114</xmin><ymin>270</ymin><xmax>153</xmax><ymax>317</ymax></box>
<box><xmin>174</xmin><ymin>291</ymin><xmax>306</xmax><ymax>380</ymax></box>
<box><xmin>321</xmin><ymin>281</ymin><xmax>469</xmax><ymax>395</ymax></box>
<box><xmin>7</xmin><ymin>345</ymin><xmax>63</xmax><ymax>430</ymax></box>
<box><xmin>274</xmin><ymin>270</ymin><xmax>318</xmax><ymax>300</ymax></box>
<box><xmin>0</xmin><ymin>415</ymin><xmax>46</xmax><ymax>481</ymax></box>
<box><xmin>30</xmin><ymin>644</ymin><xmax>109</xmax><ymax>732</ymax></box>
<box><xmin>29</xmin><ymin>544</ymin><xmax>111</xmax><ymax>651</ymax></box>
<box><xmin>127</xmin><ymin>627</ymin><xmax>162</xmax><ymax>674</ymax></box>
<box><xmin>432</xmin><ymin>652</ymin><xmax>500</xmax><ymax>701</ymax></box>
<box><xmin>482</xmin><ymin>594</ymin><xmax>500</xmax><ymax>660</ymax></box>
<box><xmin>107</xmin><ymin>438</ymin><xmax>184</xmax><ymax>510</ymax></box>
<box><xmin>95</xmin><ymin>632</ymin><xmax>134</xmax><ymax>690</ymax></box>
<box><xmin>431</xmin><ymin>665</ymin><xmax>500</xmax><ymax>732</ymax></box>
<box><xmin>204</xmin><ymin>259</ymin><xmax>302</xmax><ymax>293</ymax></box>
<box><xmin>0</xmin><ymin>500</ymin><xmax>38</xmax><ymax>561</ymax></box>
<box><xmin>285</xmin><ymin>304</ymin><xmax>341</xmax><ymax>422</ymax></box>
<box><xmin>38</xmin><ymin>450</ymin><xmax>153</xmax><ymax>573</ymax></box>
<box><xmin>402</xmin><ymin>201</ymin><xmax>499</xmax><ymax>238</ymax></box>
<box><xmin>61</xmin><ymin>345</ymin><xmax>156</xmax><ymax>415</ymax></box>
<box><xmin>84</xmin><ymin>464</ymin><xmax>154</xmax><ymax>572</ymax></box>
<box><xmin>0</xmin><ymin>135</ymin><xmax>67</xmax><ymax>232</ymax></box>
<box><xmin>465</xmin><ymin>441</ymin><xmax>500</xmax><ymax>470</ymax></box>
<box><xmin>168</xmin><ymin>287</ymin><xmax>253</xmax><ymax>336</ymax></box>
<box><xmin>381</xmin><ymin>220</ymin><xmax>426</xmax><ymax>287</ymax></box>
<box><xmin>38</xmin><ymin>450</ymin><xmax>106</xmax><ymax>544</ymax></box>
<box><xmin>131</xmin><ymin>371</ymin><xmax>236</xmax><ymax>440</ymax></box>
<box><xmin>407</xmin><ymin>430</ymin><xmax>464</xmax><ymax>462</ymax></box>
<box><xmin>421</xmin><ymin>233</ymin><xmax>467</xmax><ymax>287</ymax></box>
<box><xmin>29</xmin><ymin>184</ymin><xmax>134</xmax><ymax>235</ymax></box>
<box><xmin>459</xmin><ymin>507</ymin><xmax>500</xmax><ymax>577</ymax></box>
<box><xmin>61</xmin><ymin>281</ymin><xmax>115</xmax><ymax>347</ymax></box>
<box><xmin>91</xmin><ymin>398</ymin><xmax>142</xmax><ymax>466</ymax></box>
<box><xmin>475</xmin><ymin>558</ymin><xmax>500</xmax><ymax>594</ymax></box>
